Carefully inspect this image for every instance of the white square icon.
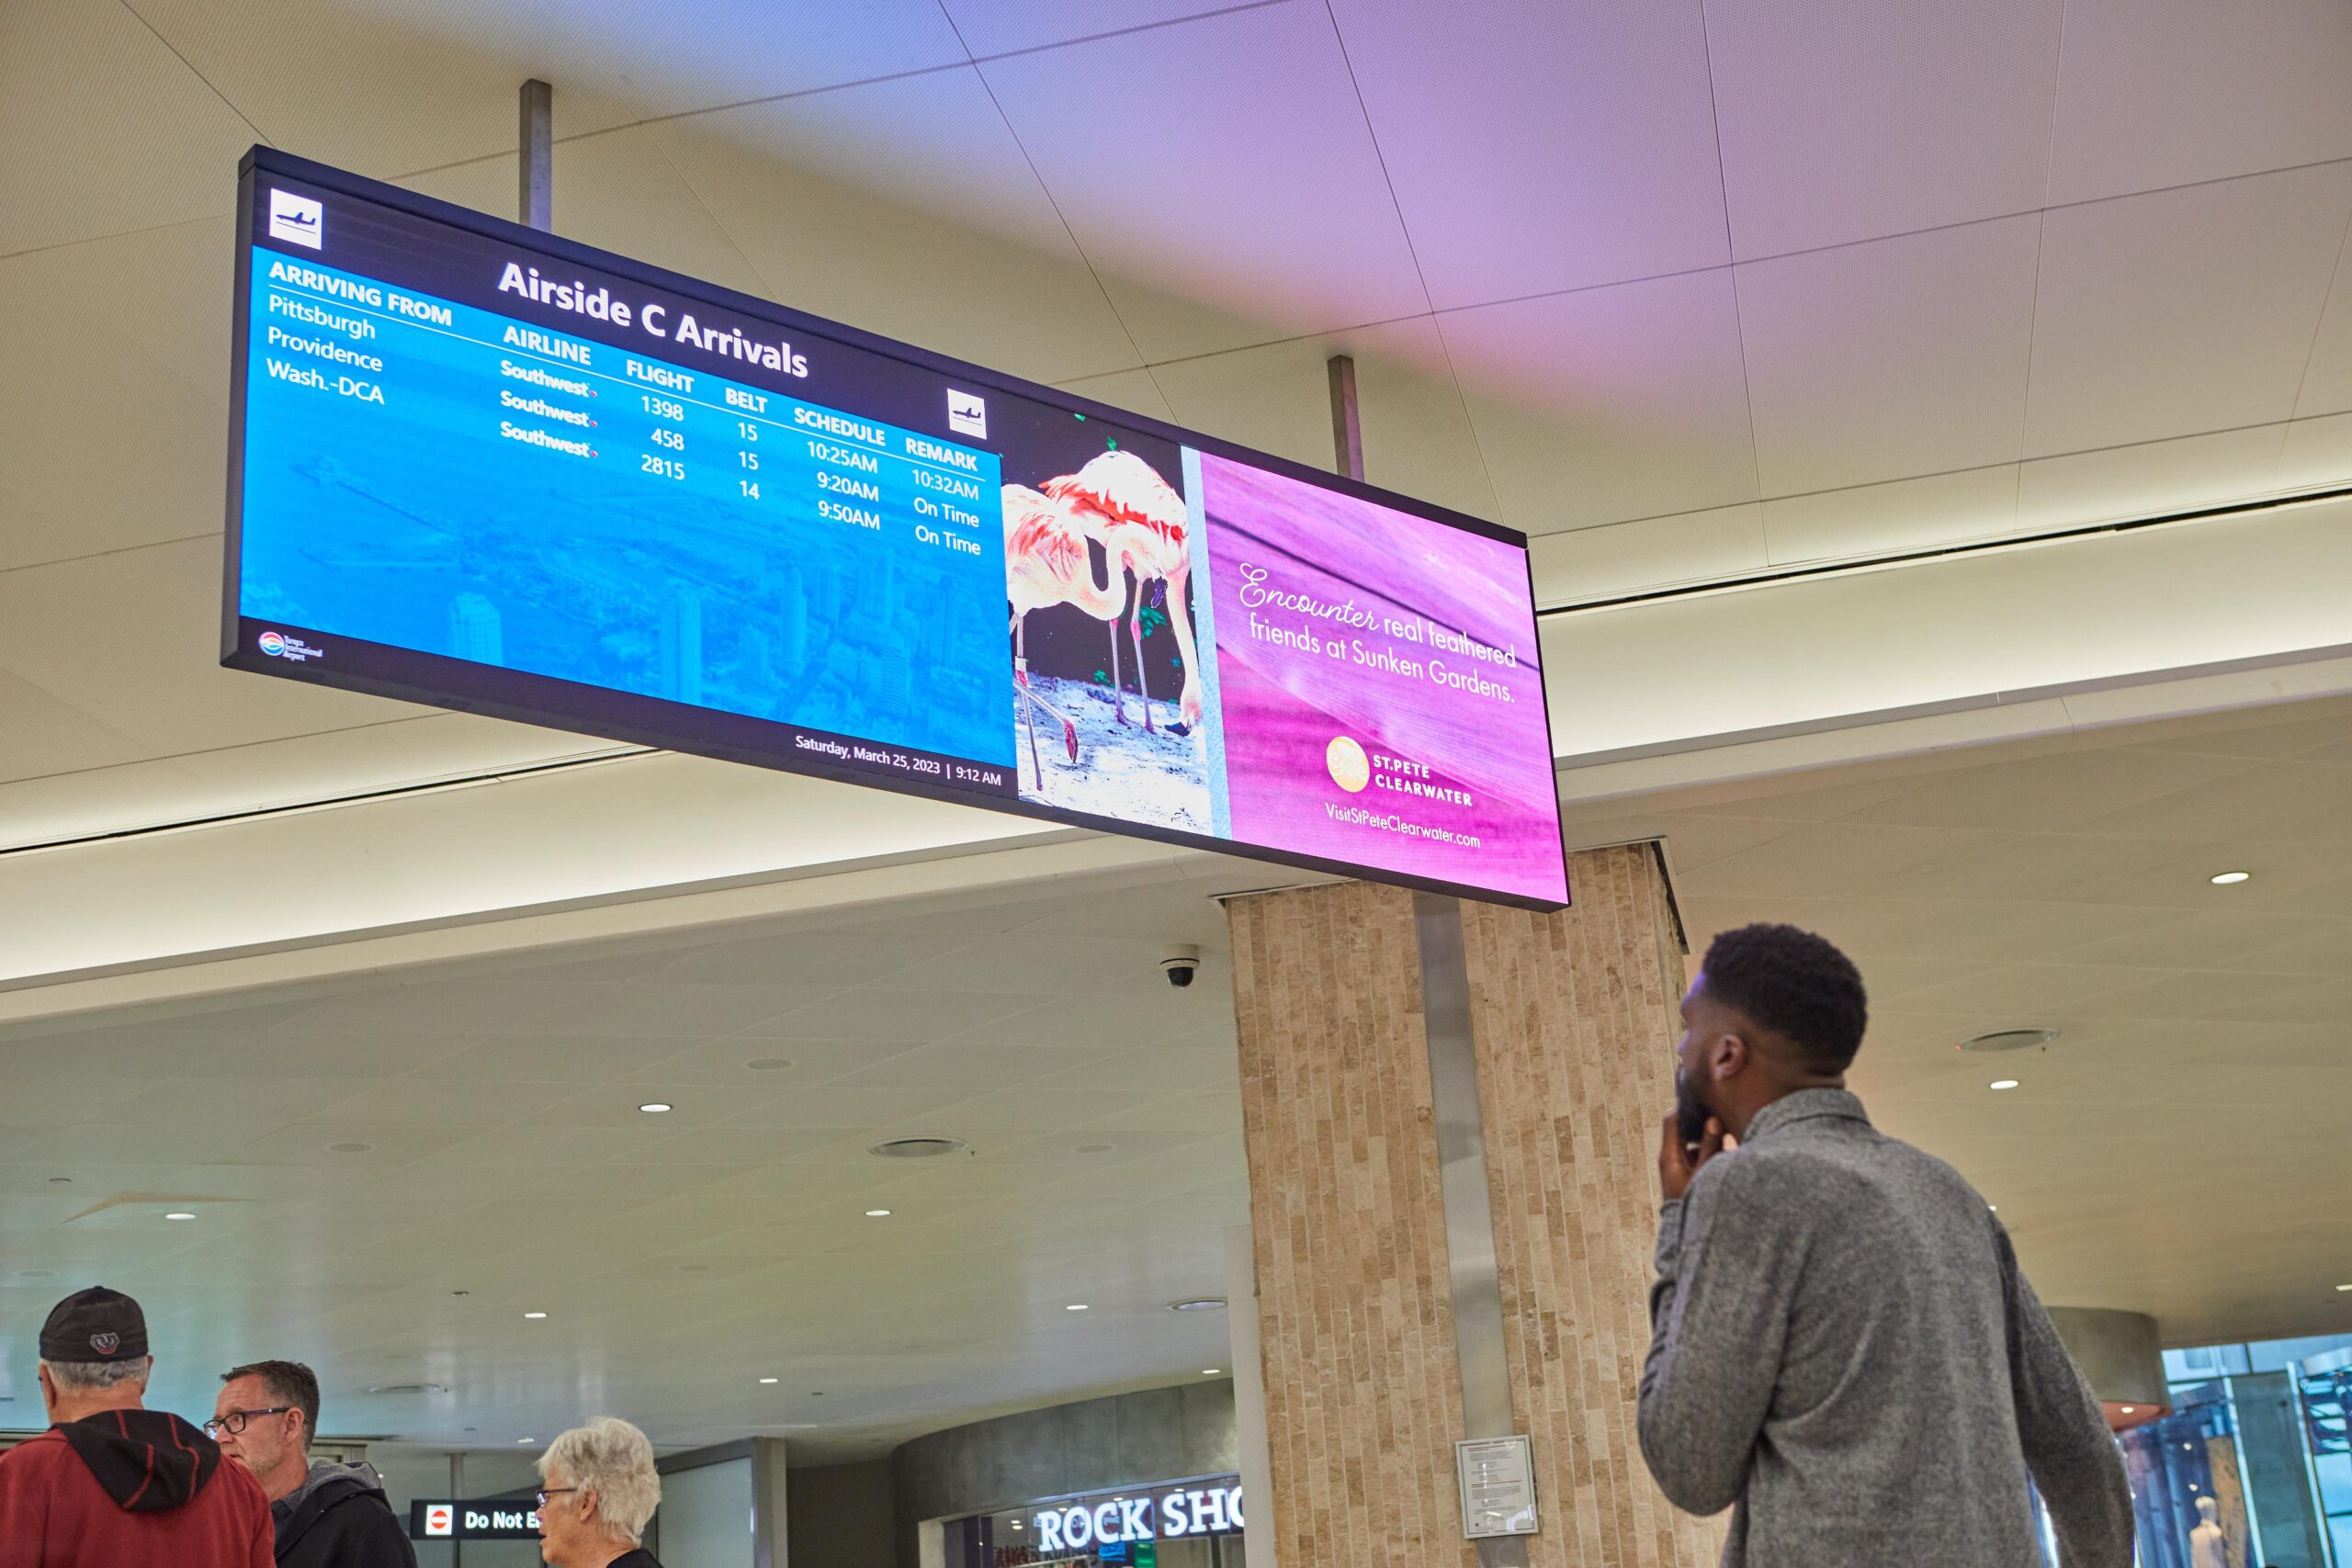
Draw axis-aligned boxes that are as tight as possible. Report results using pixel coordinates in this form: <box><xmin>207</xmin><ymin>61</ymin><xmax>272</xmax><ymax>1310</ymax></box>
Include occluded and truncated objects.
<box><xmin>268</xmin><ymin>188</ymin><xmax>324</xmax><ymax>250</ymax></box>
<box><xmin>947</xmin><ymin>389</ymin><xmax>987</xmax><ymax>440</ymax></box>
<box><xmin>424</xmin><ymin>1505</ymin><xmax>454</xmax><ymax>1538</ymax></box>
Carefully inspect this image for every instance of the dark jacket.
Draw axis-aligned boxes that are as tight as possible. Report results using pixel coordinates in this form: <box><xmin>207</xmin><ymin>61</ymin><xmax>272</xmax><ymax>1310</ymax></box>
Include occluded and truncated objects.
<box><xmin>0</xmin><ymin>1408</ymin><xmax>274</xmax><ymax>1567</ymax></box>
<box><xmin>1639</xmin><ymin>1089</ymin><xmax>2134</xmax><ymax>1568</ymax></box>
<box><xmin>272</xmin><ymin>1461</ymin><xmax>417</xmax><ymax>1568</ymax></box>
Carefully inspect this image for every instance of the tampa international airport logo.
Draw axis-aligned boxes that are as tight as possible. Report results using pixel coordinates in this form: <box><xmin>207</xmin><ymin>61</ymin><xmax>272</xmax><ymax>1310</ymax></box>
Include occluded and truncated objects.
<box><xmin>1326</xmin><ymin>736</ymin><xmax>1371</xmax><ymax>793</ymax></box>
<box><xmin>255</xmin><ymin>629</ymin><xmax>323</xmax><ymax>663</ymax></box>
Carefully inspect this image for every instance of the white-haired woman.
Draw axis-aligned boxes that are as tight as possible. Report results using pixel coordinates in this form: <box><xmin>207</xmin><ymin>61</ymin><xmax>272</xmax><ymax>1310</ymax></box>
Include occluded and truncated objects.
<box><xmin>535</xmin><ymin>1416</ymin><xmax>664</xmax><ymax>1568</ymax></box>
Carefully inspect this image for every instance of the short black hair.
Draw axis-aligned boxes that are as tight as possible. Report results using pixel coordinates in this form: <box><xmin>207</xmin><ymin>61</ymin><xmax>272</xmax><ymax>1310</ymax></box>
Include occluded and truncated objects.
<box><xmin>1697</xmin><ymin>923</ymin><xmax>1868</xmax><ymax>1074</ymax></box>
<box><xmin>221</xmin><ymin>1359</ymin><xmax>320</xmax><ymax>1449</ymax></box>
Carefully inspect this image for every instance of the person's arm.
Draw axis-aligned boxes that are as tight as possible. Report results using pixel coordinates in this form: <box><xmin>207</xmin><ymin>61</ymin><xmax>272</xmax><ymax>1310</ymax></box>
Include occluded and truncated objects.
<box><xmin>1996</xmin><ymin>1224</ymin><xmax>2135</xmax><ymax>1568</ymax></box>
<box><xmin>1636</xmin><ymin>1153</ymin><xmax>1800</xmax><ymax>1516</ymax></box>
<box><xmin>0</xmin><ymin>1448</ymin><xmax>51</xmax><ymax>1567</ymax></box>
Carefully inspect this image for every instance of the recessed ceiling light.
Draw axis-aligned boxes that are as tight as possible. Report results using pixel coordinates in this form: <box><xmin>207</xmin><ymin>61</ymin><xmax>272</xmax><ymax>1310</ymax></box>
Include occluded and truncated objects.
<box><xmin>328</xmin><ymin>1142</ymin><xmax>374</xmax><ymax>1154</ymax></box>
<box><xmin>1170</xmin><ymin>1298</ymin><xmax>1227</xmax><ymax>1313</ymax></box>
<box><xmin>518</xmin><ymin>1438</ymin><xmax>534</xmax><ymax>1445</ymax></box>
<box><xmin>2335</xmin><ymin>1283</ymin><xmax>2352</xmax><ymax>1292</ymax></box>
<box><xmin>638</xmin><ymin>1102</ymin><xmax>673</xmax><ymax>1114</ymax></box>
<box><xmin>1066</xmin><ymin>1303</ymin><xmax>1090</xmax><ymax>1312</ymax></box>
<box><xmin>759</xmin><ymin>1377</ymin><xmax>779</xmax><ymax>1384</ymax></box>
<box><xmin>869</xmin><ymin>1136</ymin><xmax>970</xmax><ymax>1159</ymax></box>
<box><xmin>164</xmin><ymin>1212</ymin><xmax>197</xmax><ymax>1221</ymax></box>
<box><xmin>1204</xmin><ymin>1369</ymin><xmax>1223</xmax><ymax>1376</ymax></box>
<box><xmin>745</xmin><ymin>1057</ymin><xmax>794</xmax><ymax>1071</ymax></box>
<box><xmin>865</xmin><ymin>1209</ymin><xmax>892</xmax><ymax>1218</ymax></box>
<box><xmin>2120</xmin><ymin>1405</ymin><xmax>2135</xmax><ymax>1415</ymax></box>
<box><xmin>1990</xmin><ymin>1079</ymin><xmax>2021</xmax><ymax>1091</ymax></box>
<box><xmin>2210</xmin><ymin>871</ymin><xmax>2251</xmax><ymax>886</ymax></box>
<box><xmin>524</xmin><ymin>1311</ymin><xmax>548</xmax><ymax>1320</ymax></box>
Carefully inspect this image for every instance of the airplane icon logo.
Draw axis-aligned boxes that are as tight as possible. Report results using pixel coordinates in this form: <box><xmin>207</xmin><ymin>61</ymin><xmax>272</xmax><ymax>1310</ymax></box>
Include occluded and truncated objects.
<box><xmin>947</xmin><ymin>390</ymin><xmax>987</xmax><ymax>440</ymax></box>
<box><xmin>268</xmin><ymin>189</ymin><xmax>324</xmax><ymax>250</ymax></box>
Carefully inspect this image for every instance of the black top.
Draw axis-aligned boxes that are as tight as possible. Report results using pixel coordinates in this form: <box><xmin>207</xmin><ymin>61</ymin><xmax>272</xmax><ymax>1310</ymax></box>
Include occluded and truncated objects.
<box><xmin>607</xmin><ymin>1551</ymin><xmax>662</xmax><ymax>1568</ymax></box>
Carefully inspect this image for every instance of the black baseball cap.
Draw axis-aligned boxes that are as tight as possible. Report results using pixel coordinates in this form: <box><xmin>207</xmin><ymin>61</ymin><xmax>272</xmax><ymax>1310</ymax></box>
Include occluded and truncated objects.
<box><xmin>40</xmin><ymin>1287</ymin><xmax>148</xmax><ymax>1363</ymax></box>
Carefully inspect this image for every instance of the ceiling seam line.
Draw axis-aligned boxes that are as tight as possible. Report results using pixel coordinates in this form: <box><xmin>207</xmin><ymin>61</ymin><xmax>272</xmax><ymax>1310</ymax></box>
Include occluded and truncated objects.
<box><xmin>633</xmin><ymin>125</ymin><xmax>789</xmax><ymax>309</ymax></box>
<box><xmin>2015</xmin><ymin>0</ymin><xmax>2073</xmax><ymax>510</ymax></box>
<box><xmin>111</xmin><ymin>0</ymin><xmax>272</xmax><ymax>145</ymax></box>
<box><xmin>1533</xmin><ymin>482</ymin><xmax>2352</xmax><ymax>618</ymax></box>
<box><xmin>1693</xmin><ymin>0</ymin><xmax>1768</xmax><ymax>528</ymax></box>
<box><xmin>0</xmin><ymin>532</ymin><xmax>222</xmax><ymax>579</ymax></box>
<box><xmin>2281</xmin><ymin>198</ymin><xmax>2352</xmax><ymax>431</ymax></box>
<box><xmin>931</xmin><ymin>10</ymin><xmax>1163</xmax><ymax>405</ymax></box>
<box><xmin>1315</xmin><ymin>1</ymin><xmax>1507</xmax><ymax>508</ymax></box>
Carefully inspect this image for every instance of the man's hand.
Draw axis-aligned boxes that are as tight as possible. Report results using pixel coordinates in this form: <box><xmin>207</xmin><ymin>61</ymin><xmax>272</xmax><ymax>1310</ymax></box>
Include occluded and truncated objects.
<box><xmin>1658</xmin><ymin>1111</ymin><xmax>1730</xmax><ymax>1202</ymax></box>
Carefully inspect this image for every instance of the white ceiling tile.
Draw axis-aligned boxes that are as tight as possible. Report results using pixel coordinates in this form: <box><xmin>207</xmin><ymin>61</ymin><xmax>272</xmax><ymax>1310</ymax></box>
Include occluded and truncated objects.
<box><xmin>1527</xmin><ymin>505</ymin><xmax>1767</xmax><ymax>605</ymax></box>
<box><xmin>1054</xmin><ymin>368</ymin><xmax>1177</xmax><ymax>426</ymax></box>
<box><xmin>2294</xmin><ymin>238</ymin><xmax>2352</xmax><ymax>418</ymax></box>
<box><xmin>1705</xmin><ymin>0</ymin><xmax>2064</xmax><ymax>257</ymax></box>
<box><xmin>1738</xmin><ymin>216</ymin><xmax>2040</xmax><ymax>495</ymax></box>
<box><xmin>2023</xmin><ymin>164</ymin><xmax>2352</xmax><ymax>457</ymax></box>
<box><xmin>1444</xmin><ymin>268</ymin><xmax>1758</xmax><ymax>531</ymax></box>
<box><xmin>397</xmin><ymin>130</ymin><xmax>769</xmax><ymax>299</ymax></box>
<box><xmin>1147</xmin><ymin>318</ymin><xmax>1500</xmax><ymax>521</ymax></box>
<box><xmin>980</xmin><ymin>3</ymin><xmax>1427</xmax><ymax>361</ymax></box>
<box><xmin>2045</xmin><ymin>0</ymin><xmax>2352</xmax><ymax>204</ymax></box>
<box><xmin>1677</xmin><ymin>820</ymin><xmax>2018</xmax><ymax>900</ymax></box>
<box><xmin>2014</xmin><ymin>425</ymin><xmax>2289</xmax><ymax>534</ymax></box>
<box><xmin>0</xmin><ymin>220</ymin><xmax>233</xmax><ymax>571</ymax></box>
<box><xmin>0</xmin><ymin>0</ymin><xmax>255</xmax><ymax>255</ymax></box>
<box><xmin>831</xmin><ymin>1040</ymin><xmax>1121</xmax><ymax>1089</ymax></box>
<box><xmin>2278</xmin><ymin>412</ymin><xmax>2352</xmax><ymax>491</ymax></box>
<box><xmin>1760</xmin><ymin>466</ymin><xmax>2020</xmax><ymax>565</ymax></box>
<box><xmin>1846</xmin><ymin>747</ymin><xmax>2260</xmax><ymax>833</ymax></box>
<box><xmin>1329</xmin><ymin>0</ymin><xmax>1727</xmax><ymax>307</ymax></box>
<box><xmin>0</xmin><ymin>672</ymin><xmax>152</xmax><ymax>786</ymax></box>
<box><xmin>0</xmin><ymin>539</ymin><xmax>421</xmax><ymax>752</ymax></box>
<box><xmin>940</xmin><ymin>0</ymin><xmax>1240</xmax><ymax>57</ymax></box>
<box><xmin>649</xmin><ymin>76</ymin><xmax>1141</xmax><ymax>384</ymax></box>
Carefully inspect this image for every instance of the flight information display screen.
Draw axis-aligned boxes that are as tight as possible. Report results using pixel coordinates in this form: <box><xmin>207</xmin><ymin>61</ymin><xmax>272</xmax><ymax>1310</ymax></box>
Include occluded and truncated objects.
<box><xmin>224</xmin><ymin>148</ymin><xmax>1568</xmax><ymax>908</ymax></box>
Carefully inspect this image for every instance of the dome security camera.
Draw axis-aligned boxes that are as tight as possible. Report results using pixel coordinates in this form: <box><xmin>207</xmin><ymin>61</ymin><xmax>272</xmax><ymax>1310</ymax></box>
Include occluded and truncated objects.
<box><xmin>1159</xmin><ymin>944</ymin><xmax>1202</xmax><ymax>988</ymax></box>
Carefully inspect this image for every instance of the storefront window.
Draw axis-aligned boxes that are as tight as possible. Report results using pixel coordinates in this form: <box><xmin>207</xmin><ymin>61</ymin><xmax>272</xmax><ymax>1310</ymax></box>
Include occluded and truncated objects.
<box><xmin>945</xmin><ymin>1476</ymin><xmax>1246</xmax><ymax>1568</ymax></box>
<box><xmin>2032</xmin><ymin>1332</ymin><xmax>2352</xmax><ymax>1568</ymax></box>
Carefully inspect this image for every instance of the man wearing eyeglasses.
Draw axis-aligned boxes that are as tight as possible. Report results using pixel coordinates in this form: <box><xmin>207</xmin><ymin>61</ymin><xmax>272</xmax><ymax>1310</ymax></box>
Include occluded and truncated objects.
<box><xmin>213</xmin><ymin>1360</ymin><xmax>417</xmax><ymax>1568</ymax></box>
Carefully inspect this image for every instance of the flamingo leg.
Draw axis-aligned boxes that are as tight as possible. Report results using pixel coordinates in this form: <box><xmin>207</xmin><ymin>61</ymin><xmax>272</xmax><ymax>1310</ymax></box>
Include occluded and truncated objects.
<box><xmin>1108</xmin><ymin>615</ymin><xmax>1126</xmax><ymax>727</ymax></box>
<box><xmin>1016</xmin><ymin>615</ymin><xmax>1042</xmax><ymax>786</ymax></box>
<box><xmin>1132</xmin><ymin>585</ymin><xmax>1154</xmax><ymax>734</ymax></box>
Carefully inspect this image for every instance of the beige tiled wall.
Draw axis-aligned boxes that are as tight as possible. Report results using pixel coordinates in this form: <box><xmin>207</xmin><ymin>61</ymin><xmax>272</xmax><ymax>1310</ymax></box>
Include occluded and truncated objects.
<box><xmin>1228</xmin><ymin>849</ymin><xmax>1724</xmax><ymax>1567</ymax></box>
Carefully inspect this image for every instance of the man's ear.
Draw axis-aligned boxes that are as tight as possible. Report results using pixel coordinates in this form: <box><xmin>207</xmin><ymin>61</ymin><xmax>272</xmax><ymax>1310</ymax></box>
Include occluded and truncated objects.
<box><xmin>1708</xmin><ymin>1030</ymin><xmax>1752</xmax><ymax>1080</ymax></box>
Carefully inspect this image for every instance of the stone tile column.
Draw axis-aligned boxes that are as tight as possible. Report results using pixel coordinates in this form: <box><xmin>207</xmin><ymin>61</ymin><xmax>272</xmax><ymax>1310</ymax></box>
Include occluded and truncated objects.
<box><xmin>1227</xmin><ymin>845</ymin><xmax>1724</xmax><ymax>1568</ymax></box>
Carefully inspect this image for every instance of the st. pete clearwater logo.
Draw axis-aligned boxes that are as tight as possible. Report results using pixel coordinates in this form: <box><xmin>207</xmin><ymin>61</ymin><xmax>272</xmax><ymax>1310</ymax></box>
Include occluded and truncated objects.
<box><xmin>1325</xmin><ymin>736</ymin><xmax>1371</xmax><ymax>793</ymax></box>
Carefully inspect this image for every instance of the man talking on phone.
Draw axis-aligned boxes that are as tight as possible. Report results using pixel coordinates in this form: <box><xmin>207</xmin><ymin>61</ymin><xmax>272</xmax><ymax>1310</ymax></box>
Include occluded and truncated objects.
<box><xmin>1638</xmin><ymin>923</ymin><xmax>2132</xmax><ymax>1567</ymax></box>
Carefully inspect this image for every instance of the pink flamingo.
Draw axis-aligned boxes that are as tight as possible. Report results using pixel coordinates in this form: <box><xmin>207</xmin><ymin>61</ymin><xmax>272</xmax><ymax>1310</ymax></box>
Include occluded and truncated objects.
<box><xmin>1002</xmin><ymin>482</ymin><xmax>1126</xmax><ymax>784</ymax></box>
<box><xmin>1042</xmin><ymin>451</ymin><xmax>1203</xmax><ymax>734</ymax></box>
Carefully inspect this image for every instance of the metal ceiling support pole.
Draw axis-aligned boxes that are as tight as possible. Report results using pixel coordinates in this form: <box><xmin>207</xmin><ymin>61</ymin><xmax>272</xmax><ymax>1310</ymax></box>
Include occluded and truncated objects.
<box><xmin>1329</xmin><ymin>352</ymin><xmax>1529</xmax><ymax>1564</ymax></box>
<box><xmin>449</xmin><ymin>1451</ymin><xmax>466</xmax><ymax>1568</ymax></box>
<box><xmin>1327</xmin><ymin>354</ymin><xmax>1363</xmax><ymax>483</ymax></box>
<box><xmin>519</xmin><ymin>79</ymin><xmax>553</xmax><ymax>231</ymax></box>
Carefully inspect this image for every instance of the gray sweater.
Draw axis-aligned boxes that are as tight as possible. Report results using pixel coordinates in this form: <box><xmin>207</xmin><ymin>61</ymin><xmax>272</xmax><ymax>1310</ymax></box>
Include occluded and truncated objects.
<box><xmin>1638</xmin><ymin>1089</ymin><xmax>2133</xmax><ymax>1568</ymax></box>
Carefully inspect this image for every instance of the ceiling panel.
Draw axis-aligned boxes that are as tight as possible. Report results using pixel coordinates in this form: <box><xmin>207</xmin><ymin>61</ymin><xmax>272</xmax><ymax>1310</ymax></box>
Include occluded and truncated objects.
<box><xmin>2278</xmin><ymin>412</ymin><xmax>2352</xmax><ymax>491</ymax></box>
<box><xmin>2023</xmin><ymin>163</ymin><xmax>2352</xmax><ymax>457</ymax></box>
<box><xmin>1329</xmin><ymin>0</ymin><xmax>1727</xmax><ymax>308</ymax></box>
<box><xmin>1528</xmin><ymin>504</ymin><xmax>1767</xmax><ymax>607</ymax></box>
<box><xmin>1758</xmin><ymin>465</ymin><xmax>2020</xmax><ymax>565</ymax></box>
<box><xmin>979</xmin><ymin>2</ymin><xmax>1426</xmax><ymax>361</ymax></box>
<box><xmin>2045</xmin><ymin>0</ymin><xmax>2352</xmax><ymax>205</ymax></box>
<box><xmin>1146</xmin><ymin>316</ymin><xmax>1498</xmax><ymax>520</ymax></box>
<box><xmin>1705</xmin><ymin>0</ymin><xmax>2064</xmax><ymax>258</ymax></box>
<box><xmin>2015</xmin><ymin>423</ymin><xmax>2290</xmax><ymax>534</ymax></box>
<box><xmin>1443</xmin><ymin>267</ymin><xmax>1758</xmax><ymax>532</ymax></box>
<box><xmin>0</xmin><ymin>0</ymin><xmax>257</xmax><ymax>256</ymax></box>
<box><xmin>1738</xmin><ymin>215</ymin><xmax>2040</xmax><ymax>496</ymax></box>
<box><xmin>2295</xmin><ymin>241</ymin><xmax>2352</xmax><ymax>419</ymax></box>
<box><xmin>0</xmin><ymin>219</ymin><xmax>232</xmax><ymax>572</ymax></box>
<box><xmin>939</xmin><ymin>0</ymin><xmax>1253</xmax><ymax>58</ymax></box>
<box><xmin>649</xmin><ymin>75</ymin><xmax>1141</xmax><ymax>385</ymax></box>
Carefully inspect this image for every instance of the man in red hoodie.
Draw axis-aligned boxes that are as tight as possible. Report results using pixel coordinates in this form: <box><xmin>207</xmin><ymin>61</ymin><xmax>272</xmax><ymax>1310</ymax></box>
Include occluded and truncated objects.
<box><xmin>0</xmin><ymin>1286</ymin><xmax>273</xmax><ymax>1568</ymax></box>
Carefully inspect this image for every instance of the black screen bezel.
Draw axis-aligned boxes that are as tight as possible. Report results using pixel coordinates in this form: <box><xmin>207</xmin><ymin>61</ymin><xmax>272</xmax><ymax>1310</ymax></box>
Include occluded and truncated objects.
<box><xmin>221</xmin><ymin>145</ymin><xmax>1570</xmax><ymax>911</ymax></box>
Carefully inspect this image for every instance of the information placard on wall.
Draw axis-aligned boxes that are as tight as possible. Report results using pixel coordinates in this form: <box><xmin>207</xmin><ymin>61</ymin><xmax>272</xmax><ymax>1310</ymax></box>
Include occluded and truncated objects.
<box><xmin>223</xmin><ymin>148</ymin><xmax>1569</xmax><ymax>908</ymax></box>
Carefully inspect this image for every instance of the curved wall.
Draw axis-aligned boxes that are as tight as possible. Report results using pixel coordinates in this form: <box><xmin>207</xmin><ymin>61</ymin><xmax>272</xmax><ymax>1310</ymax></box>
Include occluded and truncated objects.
<box><xmin>892</xmin><ymin>1382</ymin><xmax>1238</xmax><ymax>1564</ymax></box>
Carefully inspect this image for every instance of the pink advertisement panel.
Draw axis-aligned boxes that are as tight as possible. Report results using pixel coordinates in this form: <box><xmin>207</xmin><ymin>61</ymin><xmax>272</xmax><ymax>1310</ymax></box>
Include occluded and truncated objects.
<box><xmin>1196</xmin><ymin>455</ymin><xmax>1567</xmax><ymax>907</ymax></box>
